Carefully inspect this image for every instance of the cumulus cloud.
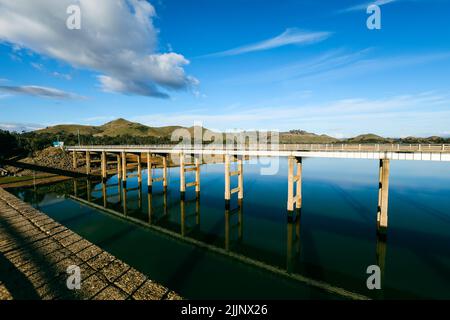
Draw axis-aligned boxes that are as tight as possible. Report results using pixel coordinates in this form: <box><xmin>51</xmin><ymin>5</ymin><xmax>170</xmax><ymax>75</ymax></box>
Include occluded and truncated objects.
<box><xmin>0</xmin><ymin>0</ymin><xmax>198</xmax><ymax>98</ymax></box>
<box><xmin>204</xmin><ymin>28</ymin><xmax>331</xmax><ymax>57</ymax></box>
<box><xmin>0</xmin><ymin>85</ymin><xmax>85</xmax><ymax>100</ymax></box>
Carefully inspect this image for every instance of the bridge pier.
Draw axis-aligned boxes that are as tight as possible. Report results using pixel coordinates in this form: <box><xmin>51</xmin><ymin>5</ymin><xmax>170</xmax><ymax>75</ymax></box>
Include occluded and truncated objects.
<box><xmin>117</xmin><ymin>154</ymin><xmax>122</xmax><ymax>180</ymax></box>
<box><xmin>287</xmin><ymin>156</ymin><xmax>302</xmax><ymax>215</ymax></box>
<box><xmin>180</xmin><ymin>153</ymin><xmax>185</xmax><ymax>199</ymax></box>
<box><xmin>72</xmin><ymin>151</ymin><xmax>77</xmax><ymax>169</ymax></box>
<box><xmin>148</xmin><ymin>154</ymin><xmax>155</xmax><ymax>191</ymax></box>
<box><xmin>195</xmin><ymin>155</ymin><xmax>201</xmax><ymax>197</ymax></box>
<box><xmin>101</xmin><ymin>151</ymin><xmax>107</xmax><ymax>181</ymax></box>
<box><xmin>121</xmin><ymin>151</ymin><xmax>127</xmax><ymax>186</ymax></box>
<box><xmin>180</xmin><ymin>153</ymin><xmax>200</xmax><ymax>200</ymax></box>
<box><xmin>137</xmin><ymin>153</ymin><xmax>142</xmax><ymax>184</ymax></box>
<box><xmin>224</xmin><ymin>155</ymin><xmax>244</xmax><ymax>209</ymax></box>
<box><xmin>85</xmin><ymin>151</ymin><xmax>91</xmax><ymax>175</ymax></box>
<box><xmin>377</xmin><ymin>159</ymin><xmax>390</xmax><ymax>236</ymax></box>
<box><xmin>163</xmin><ymin>155</ymin><xmax>168</xmax><ymax>190</ymax></box>
<box><xmin>147</xmin><ymin>153</ymin><xmax>169</xmax><ymax>193</ymax></box>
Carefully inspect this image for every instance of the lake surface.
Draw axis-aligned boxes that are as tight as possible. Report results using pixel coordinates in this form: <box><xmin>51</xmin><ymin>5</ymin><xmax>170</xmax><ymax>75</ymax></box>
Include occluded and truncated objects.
<box><xmin>10</xmin><ymin>157</ymin><xmax>450</xmax><ymax>299</ymax></box>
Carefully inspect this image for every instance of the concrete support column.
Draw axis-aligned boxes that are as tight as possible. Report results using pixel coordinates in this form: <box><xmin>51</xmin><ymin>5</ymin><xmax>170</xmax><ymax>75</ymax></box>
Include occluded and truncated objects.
<box><xmin>238</xmin><ymin>156</ymin><xmax>243</xmax><ymax>200</ymax></box>
<box><xmin>295</xmin><ymin>158</ymin><xmax>302</xmax><ymax>208</ymax></box>
<box><xmin>101</xmin><ymin>151</ymin><xmax>107</xmax><ymax>181</ymax></box>
<box><xmin>180</xmin><ymin>153</ymin><xmax>185</xmax><ymax>199</ymax></box>
<box><xmin>195</xmin><ymin>155</ymin><xmax>201</xmax><ymax>195</ymax></box>
<box><xmin>117</xmin><ymin>154</ymin><xmax>122</xmax><ymax>180</ymax></box>
<box><xmin>85</xmin><ymin>151</ymin><xmax>91</xmax><ymax>175</ymax></box>
<box><xmin>72</xmin><ymin>151</ymin><xmax>77</xmax><ymax>169</ymax></box>
<box><xmin>121</xmin><ymin>151</ymin><xmax>127</xmax><ymax>186</ymax></box>
<box><xmin>147</xmin><ymin>152</ymin><xmax>152</xmax><ymax>192</ymax></box>
<box><xmin>137</xmin><ymin>154</ymin><xmax>142</xmax><ymax>183</ymax></box>
<box><xmin>224</xmin><ymin>155</ymin><xmax>231</xmax><ymax>207</ymax></box>
<box><xmin>377</xmin><ymin>159</ymin><xmax>390</xmax><ymax>235</ymax></box>
<box><xmin>163</xmin><ymin>156</ymin><xmax>168</xmax><ymax>189</ymax></box>
<box><xmin>287</xmin><ymin>157</ymin><xmax>294</xmax><ymax>211</ymax></box>
<box><xmin>287</xmin><ymin>156</ymin><xmax>302</xmax><ymax>214</ymax></box>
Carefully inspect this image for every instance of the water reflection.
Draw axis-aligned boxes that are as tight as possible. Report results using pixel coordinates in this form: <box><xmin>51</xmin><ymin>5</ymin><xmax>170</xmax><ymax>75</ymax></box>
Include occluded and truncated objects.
<box><xmin>68</xmin><ymin>174</ymin><xmax>398</xmax><ymax>299</ymax></box>
<box><xmin>224</xmin><ymin>199</ymin><xmax>243</xmax><ymax>251</ymax></box>
<box><xmin>13</xmin><ymin>157</ymin><xmax>450</xmax><ymax>299</ymax></box>
<box><xmin>287</xmin><ymin>210</ymin><xmax>301</xmax><ymax>274</ymax></box>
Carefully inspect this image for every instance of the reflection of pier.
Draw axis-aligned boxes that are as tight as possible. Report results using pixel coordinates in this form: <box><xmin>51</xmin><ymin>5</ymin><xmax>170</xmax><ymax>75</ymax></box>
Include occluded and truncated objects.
<box><xmin>225</xmin><ymin>199</ymin><xmax>243</xmax><ymax>251</ymax></box>
<box><xmin>70</xmin><ymin>178</ymin><xmax>373</xmax><ymax>300</ymax></box>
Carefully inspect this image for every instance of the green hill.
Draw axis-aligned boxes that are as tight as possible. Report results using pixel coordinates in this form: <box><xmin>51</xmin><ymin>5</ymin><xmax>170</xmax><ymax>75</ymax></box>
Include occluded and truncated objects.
<box><xmin>36</xmin><ymin>118</ymin><xmax>191</xmax><ymax>139</ymax></box>
<box><xmin>280</xmin><ymin>130</ymin><xmax>338</xmax><ymax>143</ymax></box>
<box><xmin>35</xmin><ymin>124</ymin><xmax>101</xmax><ymax>136</ymax></box>
<box><xmin>33</xmin><ymin>119</ymin><xmax>449</xmax><ymax>144</ymax></box>
<box><xmin>344</xmin><ymin>133</ymin><xmax>393</xmax><ymax>144</ymax></box>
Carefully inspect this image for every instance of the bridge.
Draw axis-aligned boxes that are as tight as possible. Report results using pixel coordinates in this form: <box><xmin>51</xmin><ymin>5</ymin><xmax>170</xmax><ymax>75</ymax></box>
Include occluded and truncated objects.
<box><xmin>65</xmin><ymin>143</ymin><xmax>450</xmax><ymax>236</ymax></box>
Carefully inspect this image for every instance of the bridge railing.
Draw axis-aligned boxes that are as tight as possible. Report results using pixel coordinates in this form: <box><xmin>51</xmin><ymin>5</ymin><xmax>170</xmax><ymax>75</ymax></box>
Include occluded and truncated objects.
<box><xmin>66</xmin><ymin>143</ymin><xmax>450</xmax><ymax>153</ymax></box>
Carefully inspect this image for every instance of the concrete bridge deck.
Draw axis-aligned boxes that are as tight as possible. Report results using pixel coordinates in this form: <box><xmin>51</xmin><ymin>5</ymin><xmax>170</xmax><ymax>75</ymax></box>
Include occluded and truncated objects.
<box><xmin>66</xmin><ymin>143</ymin><xmax>450</xmax><ymax>162</ymax></box>
<box><xmin>0</xmin><ymin>187</ymin><xmax>181</xmax><ymax>300</ymax></box>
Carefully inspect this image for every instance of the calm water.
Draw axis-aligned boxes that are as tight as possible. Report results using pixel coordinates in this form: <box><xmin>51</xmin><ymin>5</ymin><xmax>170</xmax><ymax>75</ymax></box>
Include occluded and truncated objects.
<box><xmin>10</xmin><ymin>157</ymin><xmax>450</xmax><ymax>299</ymax></box>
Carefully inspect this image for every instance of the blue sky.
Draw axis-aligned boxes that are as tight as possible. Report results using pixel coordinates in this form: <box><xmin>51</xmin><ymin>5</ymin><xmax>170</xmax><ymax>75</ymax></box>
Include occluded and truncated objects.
<box><xmin>0</xmin><ymin>0</ymin><xmax>450</xmax><ymax>137</ymax></box>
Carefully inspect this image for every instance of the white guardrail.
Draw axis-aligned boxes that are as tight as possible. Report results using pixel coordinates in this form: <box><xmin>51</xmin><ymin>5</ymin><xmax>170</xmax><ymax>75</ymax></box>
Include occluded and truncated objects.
<box><xmin>66</xmin><ymin>143</ymin><xmax>450</xmax><ymax>153</ymax></box>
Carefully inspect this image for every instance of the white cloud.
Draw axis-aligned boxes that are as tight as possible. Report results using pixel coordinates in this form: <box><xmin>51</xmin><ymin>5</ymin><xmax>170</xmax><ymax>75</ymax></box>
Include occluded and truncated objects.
<box><xmin>31</xmin><ymin>62</ymin><xmax>44</xmax><ymax>71</ymax></box>
<box><xmin>339</xmin><ymin>0</ymin><xmax>397</xmax><ymax>13</ymax></box>
<box><xmin>0</xmin><ymin>85</ymin><xmax>85</xmax><ymax>100</ymax></box>
<box><xmin>0</xmin><ymin>0</ymin><xmax>198</xmax><ymax>98</ymax></box>
<box><xmin>204</xmin><ymin>28</ymin><xmax>331</xmax><ymax>57</ymax></box>
<box><xmin>131</xmin><ymin>91</ymin><xmax>450</xmax><ymax>137</ymax></box>
<box><xmin>52</xmin><ymin>72</ymin><xmax>72</xmax><ymax>81</ymax></box>
<box><xmin>224</xmin><ymin>49</ymin><xmax>450</xmax><ymax>85</ymax></box>
<box><xmin>0</xmin><ymin>122</ymin><xmax>44</xmax><ymax>132</ymax></box>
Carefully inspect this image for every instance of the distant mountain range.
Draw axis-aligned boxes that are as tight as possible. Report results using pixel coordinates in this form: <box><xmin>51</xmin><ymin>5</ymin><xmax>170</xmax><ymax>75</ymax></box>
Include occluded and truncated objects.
<box><xmin>34</xmin><ymin>118</ymin><xmax>449</xmax><ymax>144</ymax></box>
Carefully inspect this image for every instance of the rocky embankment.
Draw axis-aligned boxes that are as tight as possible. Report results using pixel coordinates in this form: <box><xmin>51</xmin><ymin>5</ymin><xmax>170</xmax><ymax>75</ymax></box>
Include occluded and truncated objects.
<box><xmin>4</xmin><ymin>147</ymin><xmax>82</xmax><ymax>176</ymax></box>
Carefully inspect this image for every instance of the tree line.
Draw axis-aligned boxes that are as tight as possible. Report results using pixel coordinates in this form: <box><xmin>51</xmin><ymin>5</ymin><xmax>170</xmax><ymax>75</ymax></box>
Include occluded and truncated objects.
<box><xmin>0</xmin><ymin>130</ymin><xmax>173</xmax><ymax>161</ymax></box>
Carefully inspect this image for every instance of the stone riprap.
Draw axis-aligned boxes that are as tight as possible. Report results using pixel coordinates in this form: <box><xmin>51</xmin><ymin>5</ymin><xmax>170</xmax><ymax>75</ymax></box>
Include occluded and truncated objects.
<box><xmin>0</xmin><ymin>187</ymin><xmax>181</xmax><ymax>300</ymax></box>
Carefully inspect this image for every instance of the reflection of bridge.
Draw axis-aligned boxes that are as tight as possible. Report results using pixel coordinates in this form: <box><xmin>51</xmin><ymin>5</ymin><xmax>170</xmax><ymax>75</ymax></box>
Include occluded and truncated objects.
<box><xmin>66</xmin><ymin>143</ymin><xmax>450</xmax><ymax>235</ymax></box>
<box><xmin>69</xmin><ymin>179</ymin><xmax>373</xmax><ymax>300</ymax></box>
